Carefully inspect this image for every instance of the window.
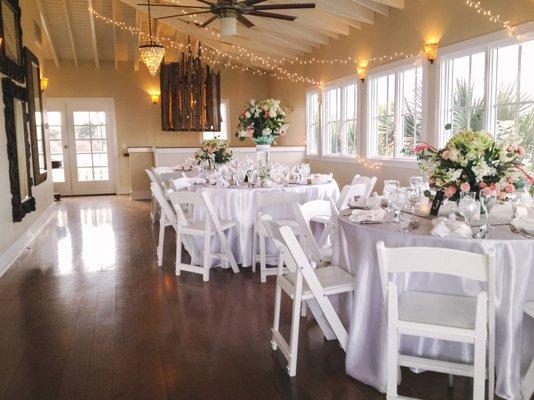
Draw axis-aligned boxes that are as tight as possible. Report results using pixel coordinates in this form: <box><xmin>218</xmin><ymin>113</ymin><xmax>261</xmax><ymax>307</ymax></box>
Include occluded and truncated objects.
<box><xmin>306</xmin><ymin>91</ymin><xmax>319</xmax><ymax>155</ymax></box>
<box><xmin>323</xmin><ymin>80</ymin><xmax>358</xmax><ymax>156</ymax></box>
<box><xmin>203</xmin><ymin>100</ymin><xmax>228</xmax><ymax>141</ymax></box>
<box><xmin>439</xmin><ymin>30</ymin><xmax>534</xmax><ymax>163</ymax></box>
<box><xmin>440</xmin><ymin>50</ymin><xmax>486</xmax><ymax>144</ymax></box>
<box><xmin>73</xmin><ymin>111</ymin><xmax>109</xmax><ymax>181</ymax></box>
<box><xmin>47</xmin><ymin>111</ymin><xmax>65</xmax><ymax>183</ymax></box>
<box><xmin>368</xmin><ymin>62</ymin><xmax>423</xmax><ymax>158</ymax></box>
<box><xmin>489</xmin><ymin>40</ymin><xmax>534</xmax><ymax>165</ymax></box>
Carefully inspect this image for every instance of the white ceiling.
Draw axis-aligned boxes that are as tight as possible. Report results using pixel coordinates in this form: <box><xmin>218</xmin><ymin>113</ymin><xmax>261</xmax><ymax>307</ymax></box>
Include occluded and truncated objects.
<box><xmin>36</xmin><ymin>0</ymin><xmax>405</xmax><ymax>70</ymax></box>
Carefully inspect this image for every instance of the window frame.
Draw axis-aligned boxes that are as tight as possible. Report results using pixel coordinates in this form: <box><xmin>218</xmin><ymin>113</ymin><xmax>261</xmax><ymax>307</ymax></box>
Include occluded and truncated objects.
<box><xmin>305</xmin><ymin>89</ymin><xmax>320</xmax><ymax>156</ymax></box>
<box><xmin>317</xmin><ymin>75</ymin><xmax>360</xmax><ymax>160</ymax></box>
<box><xmin>202</xmin><ymin>99</ymin><xmax>229</xmax><ymax>142</ymax></box>
<box><xmin>366</xmin><ymin>55</ymin><xmax>427</xmax><ymax>161</ymax></box>
<box><xmin>436</xmin><ymin>21</ymin><xmax>534</xmax><ymax>149</ymax></box>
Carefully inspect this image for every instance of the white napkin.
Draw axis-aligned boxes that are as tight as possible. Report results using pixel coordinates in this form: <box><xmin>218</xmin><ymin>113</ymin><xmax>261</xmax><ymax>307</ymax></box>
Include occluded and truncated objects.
<box><xmin>349</xmin><ymin>208</ymin><xmax>386</xmax><ymax>223</ymax></box>
<box><xmin>310</xmin><ymin>173</ymin><xmax>333</xmax><ymax>185</ymax></box>
<box><xmin>350</xmin><ymin>194</ymin><xmax>381</xmax><ymax>210</ymax></box>
<box><xmin>511</xmin><ymin>217</ymin><xmax>534</xmax><ymax>235</ymax></box>
<box><xmin>431</xmin><ymin>217</ymin><xmax>472</xmax><ymax>238</ymax></box>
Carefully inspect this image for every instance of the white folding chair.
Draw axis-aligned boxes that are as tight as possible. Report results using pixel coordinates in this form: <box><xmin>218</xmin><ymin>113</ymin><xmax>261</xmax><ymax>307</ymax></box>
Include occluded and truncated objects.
<box><xmin>151</xmin><ymin>183</ymin><xmax>178</xmax><ymax>267</ymax></box>
<box><xmin>146</xmin><ymin>169</ymin><xmax>160</xmax><ymax>224</ymax></box>
<box><xmin>351</xmin><ymin>174</ymin><xmax>377</xmax><ymax>197</ymax></box>
<box><xmin>168</xmin><ymin>190</ymin><xmax>239</xmax><ymax>282</ymax></box>
<box><xmin>252</xmin><ymin>191</ymin><xmax>306</xmax><ymax>283</ymax></box>
<box><xmin>522</xmin><ymin>302</ymin><xmax>534</xmax><ymax>400</ymax></box>
<box><xmin>171</xmin><ymin>177</ymin><xmax>194</xmax><ymax>192</ymax></box>
<box><xmin>262</xmin><ymin>215</ymin><xmax>355</xmax><ymax>377</ymax></box>
<box><xmin>291</xmin><ymin>200</ymin><xmax>337</xmax><ymax>268</ymax></box>
<box><xmin>377</xmin><ymin>242</ymin><xmax>496</xmax><ymax>400</ymax></box>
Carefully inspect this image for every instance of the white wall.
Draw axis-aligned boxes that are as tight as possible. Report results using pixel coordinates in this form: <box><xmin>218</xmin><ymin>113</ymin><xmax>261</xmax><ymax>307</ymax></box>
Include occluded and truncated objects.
<box><xmin>0</xmin><ymin>0</ymin><xmax>55</xmax><ymax>272</ymax></box>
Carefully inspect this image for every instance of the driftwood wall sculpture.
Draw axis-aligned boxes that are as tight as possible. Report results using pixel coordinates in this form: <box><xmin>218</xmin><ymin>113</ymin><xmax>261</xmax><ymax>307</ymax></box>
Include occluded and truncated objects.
<box><xmin>160</xmin><ymin>44</ymin><xmax>221</xmax><ymax>132</ymax></box>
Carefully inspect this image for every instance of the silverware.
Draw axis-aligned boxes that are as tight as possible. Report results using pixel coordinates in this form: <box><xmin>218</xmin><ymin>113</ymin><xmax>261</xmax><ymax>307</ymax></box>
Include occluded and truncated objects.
<box><xmin>473</xmin><ymin>225</ymin><xmax>488</xmax><ymax>239</ymax></box>
<box><xmin>401</xmin><ymin>219</ymin><xmax>420</xmax><ymax>232</ymax></box>
<box><xmin>510</xmin><ymin>224</ymin><xmax>534</xmax><ymax>238</ymax></box>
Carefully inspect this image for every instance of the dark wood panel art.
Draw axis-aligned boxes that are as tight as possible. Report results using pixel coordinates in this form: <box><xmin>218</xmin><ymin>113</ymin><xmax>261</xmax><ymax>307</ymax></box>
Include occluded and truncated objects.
<box><xmin>160</xmin><ymin>44</ymin><xmax>221</xmax><ymax>132</ymax></box>
<box><xmin>0</xmin><ymin>0</ymin><xmax>25</xmax><ymax>83</ymax></box>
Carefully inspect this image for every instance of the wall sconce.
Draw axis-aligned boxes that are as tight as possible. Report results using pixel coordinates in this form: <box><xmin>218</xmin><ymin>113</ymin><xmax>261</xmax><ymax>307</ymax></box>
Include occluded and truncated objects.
<box><xmin>356</xmin><ymin>60</ymin><xmax>368</xmax><ymax>82</ymax></box>
<box><xmin>149</xmin><ymin>92</ymin><xmax>160</xmax><ymax>104</ymax></box>
<box><xmin>423</xmin><ymin>42</ymin><xmax>438</xmax><ymax>64</ymax></box>
<box><xmin>40</xmin><ymin>77</ymin><xmax>48</xmax><ymax>93</ymax></box>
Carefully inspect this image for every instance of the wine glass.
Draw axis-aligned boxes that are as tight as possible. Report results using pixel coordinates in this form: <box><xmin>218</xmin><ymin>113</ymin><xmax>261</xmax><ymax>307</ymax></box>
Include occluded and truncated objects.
<box><xmin>480</xmin><ymin>189</ymin><xmax>497</xmax><ymax>228</ymax></box>
<box><xmin>383</xmin><ymin>180</ymin><xmax>400</xmax><ymax>211</ymax></box>
<box><xmin>390</xmin><ymin>189</ymin><xmax>407</xmax><ymax>223</ymax></box>
<box><xmin>406</xmin><ymin>187</ymin><xmax>420</xmax><ymax>215</ymax></box>
<box><xmin>409</xmin><ymin>176</ymin><xmax>423</xmax><ymax>190</ymax></box>
<box><xmin>458</xmin><ymin>191</ymin><xmax>478</xmax><ymax>226</ymax></box>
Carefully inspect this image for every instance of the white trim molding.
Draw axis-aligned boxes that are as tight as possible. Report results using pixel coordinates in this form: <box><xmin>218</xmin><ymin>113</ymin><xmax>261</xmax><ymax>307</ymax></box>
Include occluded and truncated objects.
<box><xmin>0</xmin><ymin>203</ymin><xmax>57</xmax><ymax>278</ymax></box>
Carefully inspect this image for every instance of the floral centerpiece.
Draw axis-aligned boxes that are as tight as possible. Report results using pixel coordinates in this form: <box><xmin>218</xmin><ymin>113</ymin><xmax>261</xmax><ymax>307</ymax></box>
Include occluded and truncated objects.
<box><xmin>194</xmin><ymin>138</ymin><xmax>233</xmax><ymax>168</ymax></box>
<box><xmin>413</xmin><ymin>130</ymin><xmax>534</xmax><ymax>200</ymax></box>
<box><xmin>235</xmin><ymin>99</ymin><xmax>289</xmax><ymax>145</ymax></box>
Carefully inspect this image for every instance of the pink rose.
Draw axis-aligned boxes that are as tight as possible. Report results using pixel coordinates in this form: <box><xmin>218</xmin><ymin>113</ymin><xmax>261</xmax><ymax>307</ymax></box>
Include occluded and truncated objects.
<box><xmin>517</xmin><ymin>146</ymin><xmax>526</xmax><ymax>156</ymax></box>
<box><xmin>507</xmin><ymin>145</ymin><xmax>517</xmax><ymax>153</ymax></box>
<box><xmin>482</xmin><ymin>187</ymin><xmax>494</xmax><ymax>196</ymax></box>
<box><xmin>505</xmin><ymin>184</ymin><xmax>515</xmax><ymax>193</ymax></box>
<box><xmin>460</xmin><ymin>182</ymin><xmax>471</xmax><ymax>193</ymax></box>
<box><xmin>498</xmin><ymin>191</ymin><xmax>508</xmax><ymax>200</ymax></box>
<box><xmin>507</xmin><ymin>176</ymin><xmax>515</xmax><ymax>184</ymax></box>
<box><xmin>444</xmin><ymin>186</ymin><xmax>457</xmax><ymax>198</ymax></box>
<box><xmin>413</xmin><ymin>144</ymin><xmax>430</xmax><ymax>153</ymax></box>
<box><xmin>441</xmin><ymin>150</ymin><xmax>450</xmax><ymax>160</ymax></box>
<box><xmin>479</xmin><ymin>182</ymin><xmax>487</xmax><ymax>189</ymax></box>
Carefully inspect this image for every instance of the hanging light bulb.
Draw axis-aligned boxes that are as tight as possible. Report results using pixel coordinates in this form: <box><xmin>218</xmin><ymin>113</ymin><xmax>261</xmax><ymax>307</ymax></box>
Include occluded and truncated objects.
<box><xmin>139</xmin><ymin>0</ymin><xmax>165</xmax><ymax>76</ymax></box>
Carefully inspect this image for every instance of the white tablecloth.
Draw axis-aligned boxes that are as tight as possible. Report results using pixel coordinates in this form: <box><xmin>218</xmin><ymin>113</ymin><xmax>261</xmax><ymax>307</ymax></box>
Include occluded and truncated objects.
<box><xmin>187</xmin><ymin>181</ymin><xmax>340</xmax><ymax>268</ymax></box>
<box><xmin>334</xmin><ymin>215</ymin><xmax>534</xmax><ymax>400</ymax></box>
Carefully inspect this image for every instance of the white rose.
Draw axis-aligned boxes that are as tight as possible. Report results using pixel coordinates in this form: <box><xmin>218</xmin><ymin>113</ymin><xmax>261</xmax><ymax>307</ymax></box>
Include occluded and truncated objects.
<box><xmin>269</xmin><ymin>110</ymin><xmax>276</xmax><ymax>118</ymax></box>
<box><xmin>245</xmin><ymin>111</ymin><xmax>251</xmax><ymax>119</ymax></box>
<box><xmin>262</xmin><ymin>128</ymin><xmax>272</xmax><ymax>136</ymax></box>
<box><xmin>238</xmin><ymin>130</ymin><xmax>246</xmax><ymax>138</ymax></box>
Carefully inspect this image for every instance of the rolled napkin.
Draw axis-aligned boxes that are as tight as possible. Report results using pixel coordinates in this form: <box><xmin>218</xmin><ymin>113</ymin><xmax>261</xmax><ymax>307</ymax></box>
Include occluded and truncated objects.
<box><xmin>511</xmin><ymin>217</ymin><xmax>534</xmax><ymax>235</ymax></box>
<box><xmin>349</xmin><ymin>194</ymin><xmax>381</xmax><ymax>210</ymax></box>
<box><xmin>431</xmin><ymin>217</ymin><xmax>472</xmax><ymax>238</ymax></box>
<box><xmin>349</xmin><ymin>208</ymin><xmax>386</xmax><ymax>223</ymax></box>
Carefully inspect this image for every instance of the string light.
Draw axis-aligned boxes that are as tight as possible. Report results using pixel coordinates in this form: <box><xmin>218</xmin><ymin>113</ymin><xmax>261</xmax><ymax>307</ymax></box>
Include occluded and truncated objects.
<box><xmin>356</xmin><ymin>155</ymin><xmax>382</xmax><ymax>170</ymax></box>
<box><xmin>464</xmin><ymin>0</ymin><xmax>517</xmax><ymax>39</ymax></box>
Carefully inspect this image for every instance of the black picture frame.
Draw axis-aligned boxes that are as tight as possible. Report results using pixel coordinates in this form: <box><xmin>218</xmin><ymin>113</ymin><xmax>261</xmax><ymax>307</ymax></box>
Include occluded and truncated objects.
<box><xmin>3</xmin><ymin>77</ymin><xmax>35</xmax><ymax>222</ymax></box>
<box><xmin>24</xmin><ymin>47</ymin><xmax>47</xmax><ymax>185</ymax></box>
<box><xmin>0</xmin><ymin>0</ymin><xmax>24</xmax><ymax>83</ymax></box>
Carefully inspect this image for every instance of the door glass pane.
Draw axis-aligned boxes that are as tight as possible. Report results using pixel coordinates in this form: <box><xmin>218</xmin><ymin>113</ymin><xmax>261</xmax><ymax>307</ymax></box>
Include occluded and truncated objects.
<box><xmin>73</xmin><ymin>111</ymin><xmax>109</xmax><ymax>182</ymax></box>
<box><xmin>47</xmin><ymin>111</ymin><xmax>65</xmax><ymax>183</ymax></box>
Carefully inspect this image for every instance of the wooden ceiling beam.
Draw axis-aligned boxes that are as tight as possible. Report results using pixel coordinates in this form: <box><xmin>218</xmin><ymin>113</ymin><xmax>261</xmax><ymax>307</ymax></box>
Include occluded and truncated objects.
<box><xmin>87</xmin><ymin>0</ymin><xmax>100</xmax><ymax>68</ymax></box>
<box><xmin>112</xmin><ymin>0</ymin><xmax>119</xmax><ymax>70</ymax></box>
<box><xmin>372</xmin><ymin>0</ymin><xmax>404</xmax><ymax>9</ymax></box>
<box><xmin>134</xmin><ymin>10</ymin><xmax>142</xmax><ymax>71</ymax></box>
<box><xmin>61</xmin><ymin>0</ymin><xmax>77</xmax><ymax>68</ymax></box>
<box><xmin>351</xmin><ymin>0</ymin><xmax>389</xmax><ymax>16</ymax></box>
<box><xmin>35</xmin><ymin>0</ymin><xmax>60</xmax><ymax>68</ymax></box>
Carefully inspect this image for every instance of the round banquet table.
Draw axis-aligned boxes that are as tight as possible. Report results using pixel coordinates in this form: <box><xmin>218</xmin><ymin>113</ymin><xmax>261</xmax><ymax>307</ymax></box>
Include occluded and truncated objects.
<box><xmin>186</xmin><ymin>181</ymin><xmax>340</xmax><ymax>268</ymax></box>
<box><xmin>332</xmin><ymin>214</ymin><xmax>534</xmax><ymax>400</ymax></box>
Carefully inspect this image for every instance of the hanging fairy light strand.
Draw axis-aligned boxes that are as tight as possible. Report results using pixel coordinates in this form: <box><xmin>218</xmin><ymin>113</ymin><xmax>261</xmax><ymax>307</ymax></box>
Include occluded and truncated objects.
<box><xmin>464</xmin><ymin>0</ymin><xmax>518</xmax><ymax>39</ymax></box>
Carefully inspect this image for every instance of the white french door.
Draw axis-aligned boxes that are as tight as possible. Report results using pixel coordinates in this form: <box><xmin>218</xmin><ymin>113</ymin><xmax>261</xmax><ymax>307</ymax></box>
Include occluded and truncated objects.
<box><xmin>46</xmin><ymin>98</ymin><xmax>117</xmax><ymax>196</ymax></box>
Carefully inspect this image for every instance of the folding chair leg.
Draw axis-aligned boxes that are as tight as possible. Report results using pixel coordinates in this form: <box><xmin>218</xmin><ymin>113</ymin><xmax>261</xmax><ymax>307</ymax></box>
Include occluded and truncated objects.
<box><xmin>386</xmin><ymin>286</ymin><xmax>399</xmax><ymax>399</ymax></box>
<box><xmin>157</xmin><ymin>215</ymin><xmax>165</xmax><ymax>267</ymax></box>
<box><xmin>271</xmin><ymin>283</ymin><xmax>282</xmax><ymax>351</ymax></box>
<box><xmin>287</xmin><ymin>292</ymin><xmax>302</xmax><ymax>377</ymax></box>
<box><xmin>259</xmin><ymin>232</ymin><xmax>267</xmax><ymax>283</ymax></box>
<box><xmin>473</xmin><ymin>325</ymin><xmax>487</xmax><ymax>399</ymax></box>
<box><xmin>175</xmin><ymin>231</ymin><xmax>182</xmax><ymax>276</ymax></box>
<box><xmin>521</xmin><ymin>357</ymin><xmax>534</xmax><ymax>400</ymax></box>
<box><xmin>252</xmin><ymin>223</ymin><xmax>258</xmax><ymax>273</ymax></box>
<box><xmin>301</xmin><ymin>302</ymin><xmax>307</xmax><ymax>318</ymax></box>
<box><xmin>218</xmin><ymin>231</ymin><xmax>239</xmax><ymax>274</ymax></box>
<box><xmin>203</xmin><ymin>233</ymin><xmax>211</xmax><ymax>282</ymax></box>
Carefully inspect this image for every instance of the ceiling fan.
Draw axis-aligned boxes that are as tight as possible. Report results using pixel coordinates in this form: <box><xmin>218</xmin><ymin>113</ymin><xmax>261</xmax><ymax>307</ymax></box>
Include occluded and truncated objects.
<box><xmin>137</xmin><ymin>0</ymin><xmax>316</xmax><ymax>36</ymax></box>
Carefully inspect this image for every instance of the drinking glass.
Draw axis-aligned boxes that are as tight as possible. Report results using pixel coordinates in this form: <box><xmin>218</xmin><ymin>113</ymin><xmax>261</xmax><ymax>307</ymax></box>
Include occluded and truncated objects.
<box><xmin>480</xmin><ymin>189</ymin><xmax>497</xmax><ymax>227</ymax></box>
<box><xmin>383</xmin><ymin>180</ymin><xmax>400</xmax><ymax>211</ymax></box>
<box><xmin>458</xmin><ymin>191</ymin><xmax>478</xmax><ymax>226</ymax></box>
<box><xmin>409</xmin><ymin>176</ymin><xmax>423</xmax><ymax>190</ymax></box>
<box><xmin>390</xmin><ymin>189</ymin><xmax>406</xmax><ymax>223</ymax></box>
<box><xmin>406</xmin><ymin>187</ymin><xmax>420</xmax><ymax>215</ymax></box>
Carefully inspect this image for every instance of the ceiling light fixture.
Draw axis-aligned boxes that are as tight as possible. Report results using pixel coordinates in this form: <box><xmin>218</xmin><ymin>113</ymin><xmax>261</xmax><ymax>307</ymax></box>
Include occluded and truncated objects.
<box><xmin>139</xmin><ymin>0</ymin><xmax>165</xmax><ymax>76</ymax></box>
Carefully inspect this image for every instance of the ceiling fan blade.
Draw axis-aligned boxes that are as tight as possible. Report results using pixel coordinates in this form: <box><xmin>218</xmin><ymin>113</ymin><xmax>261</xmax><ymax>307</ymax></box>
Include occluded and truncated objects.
<box><xmin>237</xmin><ymin>14</ymin><xmax>255</xmax><ymax>28</ymax></box>
<box><xmin>199</xmin><ymin>15</ymin><xmax>218</xmax><ymax>28</ymax></box>
<box><xmin>156</xmin><ymin>10</ymin><xmax>213</xmax><ymax>20</ymax></box>
<box><xmin>246</xmin><ymin>10</ymin><xmax>297</xmax><ymax>21</ymax></box>
<box><xmin>196</xmin><ymin>0</ymin><xmax>215</xmax><ymax>5</ymax></box>
<box><xmin>137</xmin><ymin>3</ymin><xmax>210</xmax><ymax>8</ymax></box>
<box><xmin>252</xmin><ymin>4</ymin><xmax>315</xmax><ymax>10</ymax></box>
<box><xmin>240</xmin><ymin>0</ymin><xmax>267</xmax><ymax>5</ymax></box>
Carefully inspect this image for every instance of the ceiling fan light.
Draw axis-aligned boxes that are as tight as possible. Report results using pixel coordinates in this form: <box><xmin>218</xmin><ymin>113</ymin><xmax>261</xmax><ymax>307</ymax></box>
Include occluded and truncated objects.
<box><xmin>220</xmin><ymin>17</ymin><xmax>237</xmax><ymax>36</ymax></box>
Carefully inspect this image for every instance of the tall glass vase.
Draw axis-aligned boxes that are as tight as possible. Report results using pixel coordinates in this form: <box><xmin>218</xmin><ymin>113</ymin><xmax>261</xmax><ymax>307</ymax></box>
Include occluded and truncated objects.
<box><xmin>252</xmin><ymin>136</ymin><xmax>274</xmax><ymax>180</ymax></box>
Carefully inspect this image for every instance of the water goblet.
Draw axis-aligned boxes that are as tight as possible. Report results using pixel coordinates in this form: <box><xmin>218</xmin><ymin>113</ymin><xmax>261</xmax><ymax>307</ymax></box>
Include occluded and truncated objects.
<box><xmin>409</xmin><ymin>176</ymin><xmax>423</xmax><ymax>190</ymax></box>
<box><xmin>383</xmin><ymin>180</ymin><xmax>400</xmax><ymax>211</ymax></box>
<box><xmin>458</xmin><ymin>191</ymin><xmax>478</xmax><ymax>226</ymax></box>
<box><xmin>479</xmin><ymin>189</ymin><xmax>497</xmax><ymax>228</ymax></box>
<box><xmin>390</xmin><ymin>189</ymin><xmax>407</xmax><ymax>223</ymax></box>
<box><xmin>406</xmin><ymin>187</ymin><xmax>420</xmax><ymax>215</ymax></box>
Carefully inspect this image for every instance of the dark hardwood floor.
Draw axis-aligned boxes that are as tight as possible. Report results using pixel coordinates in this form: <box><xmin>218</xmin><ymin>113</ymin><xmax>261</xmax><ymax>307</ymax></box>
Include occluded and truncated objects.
<box><xmin>0</xmin><ymin>195</ymin><xmax>475</xmax><ymax>400</ymax></box>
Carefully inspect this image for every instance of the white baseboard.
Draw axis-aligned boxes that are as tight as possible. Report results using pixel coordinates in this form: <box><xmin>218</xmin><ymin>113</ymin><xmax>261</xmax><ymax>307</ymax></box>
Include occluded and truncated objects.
<box><xmin>116</xmin><ymin>185</ymin><xmax>131</xmax><ymax>195</ymax></box>
<box><xmin>0</xmin><ymin>203</ymin><xmax>57</xmax><ymax>278</ymax></box>
<box><xmin>130</xmin><ymin>190</ymin><xmax>150</xmax><ymax>201</ymax></box>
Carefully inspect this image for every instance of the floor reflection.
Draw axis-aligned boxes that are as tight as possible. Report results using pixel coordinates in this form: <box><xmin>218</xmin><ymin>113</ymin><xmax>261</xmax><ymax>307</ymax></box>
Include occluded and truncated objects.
<box><xmin>56</xmin><ymin>205</ymin><xmax>117</xmax><ymax>274</ymax></box>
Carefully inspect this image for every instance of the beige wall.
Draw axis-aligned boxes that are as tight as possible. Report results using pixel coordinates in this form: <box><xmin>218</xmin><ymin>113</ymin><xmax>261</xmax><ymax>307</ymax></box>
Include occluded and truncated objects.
<box><xmin>269</xmin><ymin>0</ymin><xmax>534</xmax><ymax>190</ymax></box>
<box><xmin>0</xmin><ymin>0</ymin><xmax>55</xmax><ymax>260</ymax></box>
<box><xmin>43</xmin><ymin>62</ymin><xmax>304</xmax><ymax>191</ymax></box>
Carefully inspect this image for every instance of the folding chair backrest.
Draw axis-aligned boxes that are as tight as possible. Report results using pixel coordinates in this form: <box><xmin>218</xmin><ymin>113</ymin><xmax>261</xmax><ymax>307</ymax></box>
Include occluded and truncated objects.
<box><xmin>376</xmin><ymin>241</ymin><xmax>495</xmax><ymax>307</ymax></box>
<box><xmin>260</xmin><ymin>215</ymin><xmax>298</xmax><ymax>274</ymax></box>
<box><xmin>200</xmin><ymin>191</ymin><xmax>226</xmax><ymax>233</ymax></box>
<box><xmin>167</xmin><ymin>190</ymin><xmax>204</xmax><ymax>228</ymax></box>
<box><xmin>337</xmin><ymin>183</ymin><xmax>368</xmax><ymax>210</ymax></box>
<box><xmin>351</xmin><ymin>175</ymin><xmax>377</xmax><ymax>197</ymax></box>
<box><xmin>171</xmin><ymin>177</ymin><xmax>193</xmax><ymax>192</ymax></box>
<box><xmin>291</xmin><ymin>200</ymin><xmax>331</xmax><ymax>264</ymax></box>
<box><xmin>257</xmin><ymin>191</ymin><xmax>307</xmax><ymax>209</ymax></box>
<box><xmin>151</xmin><ymin>183</ymin><xmax>177</xmax><ymax>226</ymax></box>
<box><xmin>146</xmin><ymin>168</ymin><xmax>158</xmax><ymax>186</ymax></box>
